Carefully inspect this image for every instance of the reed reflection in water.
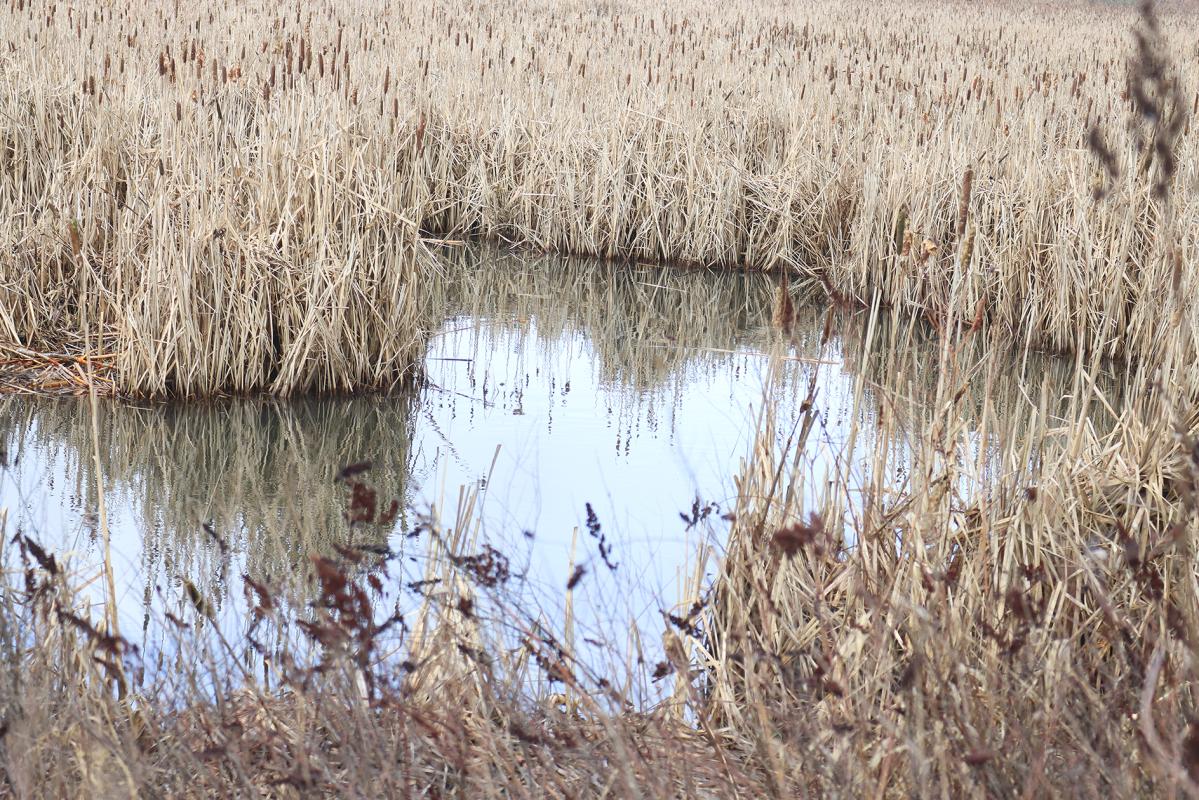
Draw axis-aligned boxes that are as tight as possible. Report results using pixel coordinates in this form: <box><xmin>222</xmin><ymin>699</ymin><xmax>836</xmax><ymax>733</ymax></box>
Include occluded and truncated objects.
<box><xmin>0</xmin><ymin>247</ymin><xmax>1113</xmax><ymax>654</ymax></box>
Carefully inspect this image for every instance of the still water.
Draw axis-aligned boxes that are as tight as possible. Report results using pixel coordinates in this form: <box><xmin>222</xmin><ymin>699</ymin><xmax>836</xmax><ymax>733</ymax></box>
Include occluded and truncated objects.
<box><xmin>0</xmin><ymin>247</ymin><xmax>1095</xmax><ymax>673</ymax></box>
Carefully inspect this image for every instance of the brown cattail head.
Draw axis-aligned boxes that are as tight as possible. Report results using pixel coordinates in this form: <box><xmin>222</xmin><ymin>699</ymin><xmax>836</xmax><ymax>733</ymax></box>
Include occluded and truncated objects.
<box><xmin>956</xmin><ymin>167</ymin><xmax>974</xmax><ymax>239</ymax></box>
<box><xmin>415</xmin><ymin>112</ymin><xmax>427</xmax><ymax>154</ymax></box>
<box><xmin>892</xmin><ymin>204</ymin><xmax>909</xmax><ymax>256</ymax></box>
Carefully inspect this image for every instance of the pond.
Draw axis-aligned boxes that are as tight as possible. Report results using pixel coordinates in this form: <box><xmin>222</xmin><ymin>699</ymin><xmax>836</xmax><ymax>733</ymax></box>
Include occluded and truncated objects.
<box><xmin>0</xmin><ymin>246</ymin><xmax>1104</xmax><ymax>686</ymax></box>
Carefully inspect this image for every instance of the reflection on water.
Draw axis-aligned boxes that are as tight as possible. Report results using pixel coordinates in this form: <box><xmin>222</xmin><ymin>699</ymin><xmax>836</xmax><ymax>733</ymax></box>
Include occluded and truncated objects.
<box><xmin>0</xmin><ymin>246</ymin><xmax>1113</xmax><ymax>658</ymax></box>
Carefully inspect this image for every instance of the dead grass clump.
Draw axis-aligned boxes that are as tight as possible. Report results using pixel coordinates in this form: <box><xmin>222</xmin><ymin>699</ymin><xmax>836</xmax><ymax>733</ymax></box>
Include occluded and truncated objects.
<box><xmin>682</xmin><ymin>295</ymin><xmax>1199</xmax><ymax>795</ymax></box>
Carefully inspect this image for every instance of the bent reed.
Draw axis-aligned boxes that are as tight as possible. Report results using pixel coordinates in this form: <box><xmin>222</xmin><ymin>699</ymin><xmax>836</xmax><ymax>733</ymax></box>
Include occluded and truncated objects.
<box><xmin>1</xmin><ymin>0</ymin><xmax>1197</xmax><ymax>395</ymax></box>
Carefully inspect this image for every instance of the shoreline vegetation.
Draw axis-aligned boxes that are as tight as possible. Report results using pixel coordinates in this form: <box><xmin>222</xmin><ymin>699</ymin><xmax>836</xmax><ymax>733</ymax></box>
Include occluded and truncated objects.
<box><xmin>3</xmin><ymin>0</ymin><xmax>1199</xmax><ymax>796</ymax></box>
<box><xmin>0</xmin><ymin>0</ymin><xmax>1195</xmax><ymax>397</ymax></box>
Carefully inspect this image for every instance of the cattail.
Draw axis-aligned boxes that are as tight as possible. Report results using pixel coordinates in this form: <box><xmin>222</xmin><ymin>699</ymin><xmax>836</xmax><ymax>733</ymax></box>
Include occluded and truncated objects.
<box><xmin>892</xmin><ymin>205</ymin><xmax>908</xmax><ymax>255</ymax></box>
<box><xmin>414</xmin><ymin>112</ymin><xmax>426</xmax><ymax>154</ymax></box>
<box><xmin>1163</xmin><ymin>245</ymin><xmax>1184</xmax><ymax>298</ymax></box>
<box><xmin>955</xmin><ymin>167</ymin><xmax>973</xmax><ymax>239</ymax></box>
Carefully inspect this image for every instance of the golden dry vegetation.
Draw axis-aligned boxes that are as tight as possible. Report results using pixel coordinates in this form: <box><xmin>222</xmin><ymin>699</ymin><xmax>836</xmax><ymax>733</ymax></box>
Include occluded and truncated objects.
<box><xmin>3</xmin><ymin>0</ymin><xmax>1199</xmax><ymax>796</ymax></box>
<box><xmin>0</xmin><ymin>0</ymin><xmax>1196</xmax><ymax>393</ymax></box>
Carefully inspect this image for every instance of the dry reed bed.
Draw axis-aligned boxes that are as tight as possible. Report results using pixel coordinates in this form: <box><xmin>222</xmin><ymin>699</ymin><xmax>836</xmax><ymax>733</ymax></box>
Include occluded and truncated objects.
<box><xmin>3</xmin><ymin>0</ymin><xmax>1198</xmax><ymax>396</ymax></box>
<box><xmin>4</xmin><ymin>0</ymin><xmax>1199</xmax><ymax>795</ymax></box>
<box><xmin>0</xmin><ymin>4</ymin><xmax>433</xmax><ymax>396</ymax></box>
<box><xmin>667</xmin><ymin>302</ymin><xmax>1199</xmax><ymax>794</ymax></box>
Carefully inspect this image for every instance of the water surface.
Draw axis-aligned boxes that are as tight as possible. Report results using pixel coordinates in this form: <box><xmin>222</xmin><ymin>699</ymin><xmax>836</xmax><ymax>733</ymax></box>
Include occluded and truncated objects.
<box><xmin>0</xmin><ymin>247</ymin><xmax>1104</xmax><ymax>677</ymax></box>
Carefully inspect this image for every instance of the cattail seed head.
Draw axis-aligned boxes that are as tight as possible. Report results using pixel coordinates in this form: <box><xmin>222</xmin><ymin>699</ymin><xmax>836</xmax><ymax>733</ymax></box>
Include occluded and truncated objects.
<box><xmin>956</xmin><ymin>167</ymin><xmax>974</xmax><ymax>239</ymax></box>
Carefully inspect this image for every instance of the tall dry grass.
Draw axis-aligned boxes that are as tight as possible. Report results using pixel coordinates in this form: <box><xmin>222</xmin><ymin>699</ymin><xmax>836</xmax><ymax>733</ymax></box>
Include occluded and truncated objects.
<box><xmin>1</xmin><ymin>0</ymin><xmax>1197</xmax><ymax>395</ymax></box>
<box><xmin>4</xmin><ymin>0</ymin><xmax>1199</xmax><ymax>797</ymax></box>
<box><xmin>0</xmin><ymin>4</ymin><xmax>433</xmax><ymax>396</ymax></box>
<box><xmin>684</xmin><ymin>327</ymin><xmax>1199</xmax><ymax>795</ymax></box>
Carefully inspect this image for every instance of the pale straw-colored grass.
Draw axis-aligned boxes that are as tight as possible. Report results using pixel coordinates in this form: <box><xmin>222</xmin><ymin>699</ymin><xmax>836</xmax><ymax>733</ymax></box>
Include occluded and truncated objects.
<box><xmin>1</xmin><ymin>0</ymin><xmax>1197</xmax><ymax>395</ymax></box>
<box><xmin>3</xmin><ymin>0</ymin><xmax>1199</xmax><ymax>796</ymax></box>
